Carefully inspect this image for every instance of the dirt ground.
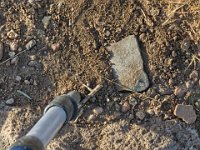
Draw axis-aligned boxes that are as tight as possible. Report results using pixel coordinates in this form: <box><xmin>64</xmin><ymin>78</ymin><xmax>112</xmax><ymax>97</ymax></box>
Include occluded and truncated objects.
<box><xmin>0</xmin><ymin>0</ymin><xmax>200</xmax><ymax>149</ymax></box>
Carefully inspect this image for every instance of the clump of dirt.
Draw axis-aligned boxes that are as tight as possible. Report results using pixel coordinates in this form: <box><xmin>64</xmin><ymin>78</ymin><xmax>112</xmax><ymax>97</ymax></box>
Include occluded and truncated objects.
<box><xmin>0</xmin><ymin>0</ymin><xmax>200</xmax><ymax>149</ymax></box>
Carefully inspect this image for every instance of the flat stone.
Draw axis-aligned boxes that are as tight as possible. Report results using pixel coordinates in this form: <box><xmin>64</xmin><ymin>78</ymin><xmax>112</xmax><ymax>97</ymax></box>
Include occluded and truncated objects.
<box><xmin>174</xmin><ymin>104</ymin><xmax>196</xmax><ymax>124</ymax></box>
<box><xmin>107</xmin><ymin>35</ymin><xmax>149</xmax><ymax>92</ymax></box>
<box><xmin>42</xmin><ymin>16</ymin><xmax>51</xmax><ymax>29</ymax></box>
<box><xmin>5</xmin><ymin>98</ymin><xmax>15</xmax><ymax>105</ymax></box>
<box><xmin>174</xmin><ymin>85</ymin><xmax>188</xmax><ymax>97</ymax></box>
<box><xmin>25</xmin><ymin>39</ymin><xmax>36</xmax><ymax>50</ymax></box>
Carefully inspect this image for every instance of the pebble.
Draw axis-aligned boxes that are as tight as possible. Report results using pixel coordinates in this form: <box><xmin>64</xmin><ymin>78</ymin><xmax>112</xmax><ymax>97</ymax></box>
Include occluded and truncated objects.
<box><xmin>24</xmin><ymin>80</ymin><xmax>30</xmax><ymax>85</ymax></box>
<box><xmin>15</xmin><ymin>76</ymin><xmax>22</xmax><ymax>82</ymax></box>
<box><xmin>11</xmin><ymin>56</ymin><xmax>19</xmax><ymax>65</ymax></box>
<box><xmin>42</xmin><ymin>16</ymin><xmax>51</xmax><ymax>29</ymax></box>
<box><xmin>9</xmin><ymin>51</ymin><xmax>15</xmax><ymax>58</ymax></box>
<box><xmin>28</xmin><ymin>60</ymin><xmax>41</xmax><ymax>68</ymax></box>
<box><xmin>92</xmin><ymin>107</ymin><xmax>103</xmax><ymax>115</ymax></box>
<box><xmin>189</xmin><ymin>70</ymin><xmax>198</xmax><ymax>80</ymax></box>
<box><xmin>174</xmin><ymin>85</ymin><xmax>187</xmax><ymax>97</ymax></box>
<box><xmin>0</xmin><ymin>42</ymin><xmax>3</xmax><ymax>60</ymax></box>
<box><xmin>195</xmin><ymin>99</ymin><xmax>200</xmax><ymax>108</ymax></box>
<box><xmin>174</xmin><ymin>104</ymin><xmax>196</xmax><ymax>124</ymax></box>
<box><xmin>5</xmin><ymin>98</ymin><xmax>15</xmax><ymax>105</ymax></box>
<box><xmin>185</xmin><ymin>81</ymin><xmax>194</xmax><ymax>89</ymax></box>
<box><xmin>51</xmin><ymin>43</ymin><xmax>60</xmax><ymax>51</ymax></box>
<box><xmin>146</xmin><ymin>109</ymin><xmax>155</xmax><ymax>115</ymax></box>
<box><xmin>168</xmin><ymin>78</ymin><xmax>174</xmax><ymax>86</ymax></box>
<box><xmin>107</xmin><ymin>35</ymin><xmax>149</xmax><ymax>92</ymax></box>
<box><xmin>129</xmin><ymin>98</ymin><xmax>138</xmax><ymax>109</ymax></box>
<box><xmin>121</xmin><ymin>101</ymin><xmax>131</xmax><ymax>113</ymax></box>
<box><xmin>25</xmin><ymin>39</ymin><xmax>36</xmax><ymax>50</ymax></box>
<box><xmin>158</xmin><ymin>86</ymin><xmax>172</xmax><ymax>95</ymax></box>
<box><xmin>7</xmin><ymin>30</ymin><xmax>18</xmax><ymax>39</ymax></box>
<box><xmin>10</xmin><ymin>41</ymin><xmax>18</xmax><ymax>51</ymax></box>
<box><xmin>136</xmin><ymin>111</ymin><xmax>145</xmax><ymax>120</ymax></box>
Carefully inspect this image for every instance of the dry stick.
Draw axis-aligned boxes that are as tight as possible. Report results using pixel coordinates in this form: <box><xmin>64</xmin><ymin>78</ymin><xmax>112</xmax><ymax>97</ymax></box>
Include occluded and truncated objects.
<box><xmin>0</xmin><ymin>46</ymin><xmax>45</xmax><ymax>66</ymax></box>
<box><xmin>162</xmin><ymin>0</ymin><xmax>191</xmax><ymax>26</ymax></box>
<box><xmin>74</xmin><ymin>84</ymin><xmax>103</xmax><ymax>123</ymax></box>
<box><xmin>78</xmin><ymin>84</ymin><xmax>103</xmax><ymax>109</ymax></box>
<box><xmin>0</xmin><ymin>49</ymin><xmax>27</xmax><ymax>66</ymax></box>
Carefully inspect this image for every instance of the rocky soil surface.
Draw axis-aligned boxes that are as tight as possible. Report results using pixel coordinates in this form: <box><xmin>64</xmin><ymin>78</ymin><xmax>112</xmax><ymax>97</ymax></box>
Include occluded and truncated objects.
<box><xmin>0</xmin><ymin>0</ymin><xmax>200</xmax><ymax>149</ymax></box>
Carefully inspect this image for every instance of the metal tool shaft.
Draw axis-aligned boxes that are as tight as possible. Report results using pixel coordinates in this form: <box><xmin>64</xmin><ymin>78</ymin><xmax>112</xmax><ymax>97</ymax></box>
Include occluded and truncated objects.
<box><xmin>26</xmin><ymin>106</ymin><xmax>66</xmax><ymax>146</ymax></box>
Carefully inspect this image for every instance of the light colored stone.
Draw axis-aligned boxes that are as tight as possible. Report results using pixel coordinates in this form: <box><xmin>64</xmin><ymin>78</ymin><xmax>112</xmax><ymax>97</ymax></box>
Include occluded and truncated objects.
<box><xmin>174</xmin><ymin>104</ymin><xmax>197</xmax><ymax>124</ymax></box>
<box><xmin>42</xmin><ymin>16</ymin><xmax>51</xmax><ymax>29</ymax></box>
<box><xmin>7</xmin><ymin>30</ymin><xmax>18</xmax><ymax>39</ymax></box>
<box><xmin>9</xmin><ymin>51</ymin><xmax>15</xmax><ymax>58</ymax></box>
<box><xmin>15</xmin><ymin>76</ymin><xmax>22</xmax><ymax>82</ymax></box>
<box><xmin>51</xmin><ymin>43</ymin><xmax>60</xmax><ymax>51</ymax></box>
<box><xmin>10</xmin><ymin>56</ymin><xmax>19</xmax><ymax>65</ymax></box>
<box><xmin>129</xmin><ymin>98</ymin><xmax>138</xmax><ymax>109</ymax></box>
<box><xmin>93</xmin><ymin>107</ymin><xmax>103</xmax><ymax>115</ymax></box>
<box><xmin>5</xmin><ymin>98</ymin><xmax>15</xmax><ymax>105</ymax></box>
<box><xmin>174</xmin><ymin>85</ymin><xmax>187</xmax><ymax>97</ymax></box>
<box><xmin>106</xmin><ymin>35</ymin><xmax>149</xmax><ymax>92</ymax></box>
<box><xmin>189</xmin><ymin>70</ymin><xmax>198</xmax><ymax>79</ymax></box>
<box><xmin>136</xmin><ymin>111</ymin><xmax>145</xmax><ymax>120</ymax></box>
<box><xmin>24</xmin><ymin>80</ymin><xmax>30</xmax><ymax>85</ymax></box>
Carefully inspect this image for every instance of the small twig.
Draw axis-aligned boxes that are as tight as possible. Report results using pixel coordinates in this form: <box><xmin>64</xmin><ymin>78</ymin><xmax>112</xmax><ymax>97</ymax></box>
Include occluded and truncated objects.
<box><xmin>0</xmin><ymin>49</ymin><xmax>27</xmax><ymax>66</ymax></box>
<box><xmin>162</xmin><ymin>1</ymin><xmax>191</xmax><ymax>26</ymax></box>
<box><xmin>78</xmin><ymin>84</ymin><xmax>103</xmax><ymax>109</ymax></box>
<box><xmin>81</xmin><ymin>83</ymin><xmax>93</xmax><ymax>92</ymax></box>
<box><xmin>17</xmin><ymin>90</ymin><xmax>32</xmax><ymax>100</ymax></box>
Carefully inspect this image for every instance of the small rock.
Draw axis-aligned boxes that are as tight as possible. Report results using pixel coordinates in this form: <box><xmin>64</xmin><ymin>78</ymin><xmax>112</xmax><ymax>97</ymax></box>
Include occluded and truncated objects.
<box><xmin>107</xmin><ymin>35</ymin><xmax>149</xmax><ymax>92</ymax></box>
<box><xmin>11</xmin><ymin>56</ymin><xmax>19</xmax><ymax>65</ymax></box>
<box><xmin>5</xmin><ymin>98</ymin><xmax>15</xmax><ymax>105</ymax></box>
<box><xmin>28</xmin><ymin>60</ymin><xmax>41</xmax><ymax>68</ymax></box>
<box><xmin>9</xmin><ymin>51</ymin><xmax>15</xmax><ymax>58</ymax></box>
<box><xmin>174</xmin><ymin>104</ymin><xmax>196</xmax><ymax>124</ymax></box>
<box><xmin>174</xmin><ymin>85</ymin><xmax>187</xmax><ymax>97</ymax></box>
<box><xmin>168</xmin><ymin>78</ymin><xmax>174</xmax><ymax>86</ymax></box>
<box><xmin>121</xmin><ymin>101</ymin><xmax>130</xmax><ymax>113</ymax></box>
<box><xmin>51</xmin><ymin>43</ymin><xmax>60</xmax><ymax>51</ymax></box>
<box><xmin>136</xmin><ymin>111</ymin><xmax>145</xmax><ymax>120</ymax></box>
<box><xmin>0</xmin><ymin>42</ymin><xmax>4</xmax><ymax>60</ymax></box>
<box><xmin>129</xmin><ymin>98</ymin><xmax>138</xmax><ymax>108</ymax></box>
<box><xmin>93</xmin><ymin>107</ymin><xmax>103</xmax><ymax>115</ymax></box>
<box><xmin>105</xmin><ymin>30</ymin><xmax>110</xmax><ymax>37</ymax></box>
<box><xmin>146</xmin><ymin>109</ymin><xmax>155</xmax><ymax>115</ymax></box>
<box><xmin>42</xmin><ymin>16</ymin><xmax>51</xmax><ymax>28</ymax></box>
<box><xmin>7</xmin><ymin>30</ymin><xmax>18</xmax><ymax>39</ymax></box>
<box><xmin>10</xmin><ymin>41</ymin><xmax>18</xmax><ymax>51</ymax></box>
<box><xmin>33</xmin><ymin>80</ymin><xmax>37</xmax><ymax>86</ymax></box>
<box><xmin>189</xmin><ymin>70</ymin><xmax>198</xmax><ymax>80</ymax></box>
<box><xmin>24</xmin><ymin>80</ymin><xmax>30</xmax><ymax>85</ymax></box>
<box><xmin>26</xmin><ymin>39</ymin><xmax>36</xmax><ymax>50</ymax></box>
<box><xmin>15</xmin><ymin>76</ymin><xmax>22</xmax><ymax>82</ymax></box>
